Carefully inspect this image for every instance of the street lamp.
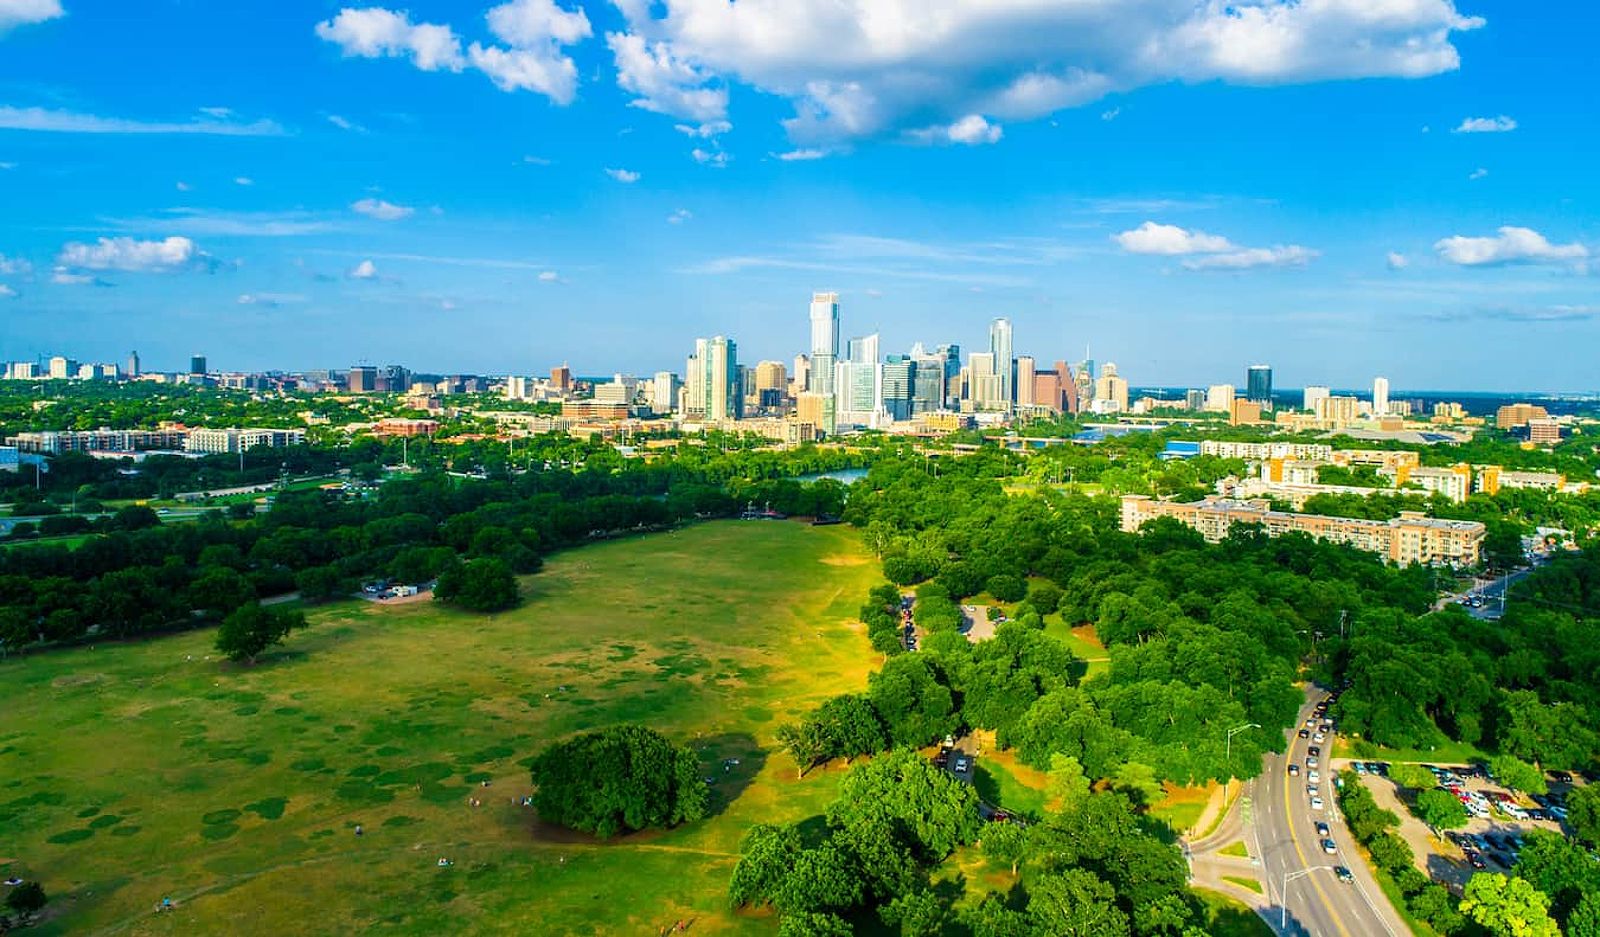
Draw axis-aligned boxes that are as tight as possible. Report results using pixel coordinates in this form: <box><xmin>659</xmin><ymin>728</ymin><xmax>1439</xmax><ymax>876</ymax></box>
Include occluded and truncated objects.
<box><xmin>1226</xmin><ymin>723</ymin><xmax>1262</xmax><ymax>766</ymax></box>
<box><xmin>1281</xmin><ymin>866</ymin><xmax>1337</xmax><ymax>929</ymax></box>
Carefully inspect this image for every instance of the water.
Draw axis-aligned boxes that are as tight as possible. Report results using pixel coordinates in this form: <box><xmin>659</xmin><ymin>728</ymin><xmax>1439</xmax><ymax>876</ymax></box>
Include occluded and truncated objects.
<box><xmin>794</xmin><ymin>468</ymin><xmax>869</xmax><ymax>484</ymax></box>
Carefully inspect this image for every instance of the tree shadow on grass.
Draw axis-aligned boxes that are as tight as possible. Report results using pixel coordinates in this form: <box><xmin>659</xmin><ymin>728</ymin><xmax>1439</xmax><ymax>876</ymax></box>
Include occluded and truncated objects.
<box><xmin>693</xmin><ymin>732</ymin><xmax>767</xmax><ymax>821</ymax></box>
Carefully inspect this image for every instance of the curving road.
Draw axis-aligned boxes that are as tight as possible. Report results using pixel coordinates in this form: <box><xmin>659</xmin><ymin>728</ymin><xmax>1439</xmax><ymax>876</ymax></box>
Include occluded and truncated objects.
<box><xmin>1251</xmin><ymin>688</ymin><xmax>1409</xmax><ymax>936</ymax></box>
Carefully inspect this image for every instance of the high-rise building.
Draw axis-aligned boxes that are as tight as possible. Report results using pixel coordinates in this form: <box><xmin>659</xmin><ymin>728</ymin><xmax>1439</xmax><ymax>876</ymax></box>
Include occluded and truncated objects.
<box><xmin>1094</xmin><ymin>363</ymin><xmax>1130</xmax><ymax>413</ymax></box>
<box><xmin>791</xmin><ymin>354</ymin><xmax>811</xmax><ymax>398</ymax></box>
<box><xmin>809</xmin><ymin>292</ymin><xmax>840</xmax><ymax>397</ymax></box>
<box><xmin>1496</xmin><ymin>403</ymin><xmax>1549</xmax><ymax>429</ymax></box>
<box><xmin>1015</xmin><ymin>356</ymin><xmax>1037</xmax><ymax>408</ymax></box>
<box><xmin>882</xmin><ymin>357</ymin><xmax>914</xmax><ymax>421</ymax></box>
<box><xmin>911</xmin><ymin>357</ymin><xmax>946</xmax><ymax>415</ymax></box>
<box><xmin>1185</xmin><ymin>389</ymin><xmax>1207</xmax><ymax>411</ymax></box>
<box><xmin>48</xmin><ymin>356</ymin><xmax>75</xmax><ymax>379</ymax></box>
<box><xmin>550</xmin><ymin>364</ymin><xmax>573</xmax><ymax>392</ymax></box>
<box><xmin>684</xmin><ymin>336</ymin><xmax>740</xmax><ymax>421</ymax></box>
<box><xmin>650</xmin><ymin>371</ymin><xmax>680</xmax><ymax>414</ymax></box>
<box><xmin>348</xmin><ymin>365</ymin><xmax>378</xmax><ymax>393</ymax></box>
<box><xmin>1372</xmin><ymin>377</ymin><xmax>1390</xmax><ymax>417</ymax></box>
<box><xmin>1303</xmin><ymin>385</ymin><xmax>1331</xmax><ymax>413</ymax></box>
<box><xmin>126</xmin><ymin>350</ymin><xmax>140</xmax><ymax>378</ymax></box>
<box><xmin>968</xmin><ymin>352</ymin><xmax>1006</xmax><ymax>411</ymax></box>
<box><xmin>189</xmin><ymin>355</ymin><xmax>207</xmax><ymax>376</ymax></box>
<box><xmin>1205</xmin><ymin>384</ymin><xmax>1235</xmax><ymax>412</ymax></box>
<box><xmin>989</xmin><ymin>318</ymin><xmax>1013</xmax><ymax>407</ymax></box>
<box><xmin>1246</xmin><ymin>365</ymin><xmax>1273</xmax><ymax>407</ymax></box>
<box><xmin>935</xmin><ymin>344</ymin><xmax>961</xmax><ymax>408</ymax></box>
<box><xmin>835</xmin><ymin>334</ymin><xmax>883</xmax><ymax>427</ymax></box>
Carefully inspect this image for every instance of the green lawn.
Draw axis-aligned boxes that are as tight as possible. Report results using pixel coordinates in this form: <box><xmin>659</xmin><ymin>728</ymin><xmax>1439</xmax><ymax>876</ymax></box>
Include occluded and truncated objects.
<box><xmin>0</xmin><ymin>521</ymin><xmax>882</xmax><ymax>936</ymax></box>
<box><xmin>1336</xmin><ymin>737</ymin><xmax>1488</xmax><ymax>766</ymax></box>
<box><xmin>1195</xmin><ymin>889</ymin><xmax>1273</xmax><ymax>936</ymax></box>
<box><xmin>972</xmin><ymin>759</ymin><xmax>1047</xmax><ymax>818</ymax></box>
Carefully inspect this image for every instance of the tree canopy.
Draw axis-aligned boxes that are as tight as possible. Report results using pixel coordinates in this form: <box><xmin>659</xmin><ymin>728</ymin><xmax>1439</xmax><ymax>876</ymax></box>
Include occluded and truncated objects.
<box><xmin>528</xmin><ymin>725</ymin><xmax>706</xmax><ymax>839</ymax></box>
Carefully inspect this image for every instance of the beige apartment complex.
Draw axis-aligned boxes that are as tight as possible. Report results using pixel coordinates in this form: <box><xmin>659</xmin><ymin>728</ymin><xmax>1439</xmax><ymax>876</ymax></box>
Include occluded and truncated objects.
<box><xmin>1121</xmin><ymin>495</ymin><xmax>1486</xmax><ymax>566</ymax></box>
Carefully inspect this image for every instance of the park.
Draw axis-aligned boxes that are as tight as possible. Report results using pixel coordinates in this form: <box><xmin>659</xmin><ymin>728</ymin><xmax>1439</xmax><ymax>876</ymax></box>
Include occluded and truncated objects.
<box><xmin>0</xmin><ymin>521</ymin><xmax>884</xmax><ymax>935</ymax></box>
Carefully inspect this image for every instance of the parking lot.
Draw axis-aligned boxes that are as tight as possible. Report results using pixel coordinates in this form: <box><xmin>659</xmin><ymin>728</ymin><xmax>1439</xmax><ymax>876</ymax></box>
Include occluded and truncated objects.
<box><xmin>1340</xmin><ymin>759</ymin><xmax>1584</xmax><ymax>889</ymax></box>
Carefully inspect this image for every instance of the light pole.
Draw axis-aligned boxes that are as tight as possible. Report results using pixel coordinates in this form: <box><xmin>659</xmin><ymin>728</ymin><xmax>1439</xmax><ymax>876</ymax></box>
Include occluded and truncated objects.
<box><xmin>1281</xmin><ymin>866</ymin><xmax>1336</xmax><ymax>929</ymax></box>
<box><xmin>1226</xmin><ymin>723</ymin><xmax>1262</xmax><ymax>766</ymax></box>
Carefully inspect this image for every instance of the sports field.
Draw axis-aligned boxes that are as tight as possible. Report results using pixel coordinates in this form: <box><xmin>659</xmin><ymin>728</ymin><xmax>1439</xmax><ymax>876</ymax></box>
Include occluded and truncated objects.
<box><xmin>0</xmin><ymin>521</ymin><xmax>881</xmax><ymax>935</ymax></box>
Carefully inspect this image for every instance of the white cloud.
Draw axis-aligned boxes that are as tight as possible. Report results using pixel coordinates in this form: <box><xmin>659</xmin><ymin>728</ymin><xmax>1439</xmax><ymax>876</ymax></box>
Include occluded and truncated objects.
<box><xmin>522</xmin><ymin>154</ymin><xmax>553</xmax><ymax>165</ymax></box>
<box><xmin>1468</xmin><ymin>167</ymin><xmax>1488</xmax><ymax>180</ymax></box>
<box><xmin>318</xmin><ymin>2</ymin><xmax>591</xmax><ymax>105</ymax></box>
<box><xmin>0</xmin><ymin>253</ymin><xmax>31</xmax><ymax>275</ymax></box>
<box><xmin>538</xmin><ymin>270</ymin><xmax>560</xmax><ymax>282</ymax></box>
<box><xmin>675</xmin><ymin>120</ymin><xmax>732</xmax><ymax>138</ymax></box>
<box><xmin>604</xmin><ymin>167</ymin><xmax>641</xmax><ymax>183</ymax></box>
<box><xmin>667</xmin><ymin>208</ymin><xmax>693</xmax><ymax>224</ymax></box>
<box><xmin>1386</xmin><ymin>251</ymin><xmax>1409</xmax><ymax>270</ymax></box>
<box><xmin>1101</xmin><ymin>107</ymin><xmax>1121</xmax><ymax>121</ymax></box>
<box><xmin>1114</xmin><ymin>221</ymin><xmax>1233</xmax><ymax>255</ymax></box>
<box><xmin>0</xmin><ymin>105</ymin><xmax>283</xmax><ymax>136</ymax></box>
<box><xmin>237</xmin><ymin>292</ymin><xmax>307</xmax><ymax>308</ymax></box>
<box><xmin>1181</xmin><ymin>245</ymin><xmax>1318</xmax><ymax>270</ymax></box>
<box><xmin>351</xmin><ymin>197</ymin><xmax>414</xmax><ymax>221</ymax></box>
<box><xmin>315</xmin><ymin>7</ymin><xmax>465</xmax><ymax>71</ymax></box>
<box><xmin>56</xmin><ymin>236</ymin><xmax>203</xmax><ymax>272</ymax></box>
<box><xmin>776</xmin><ymin>148</ymin><xmax>827</xmax><ymax>161</ymax></box>
<box><xmin>349</xmin><ymin>259</ymin><xmax>379</xmax><ymax>279</ymax></box>
<box><xmin>0</xmin><ymin>161</ymin><xmax>15</xmax><ymax>169</ymax></box>
<box><xmin>608</xmin><ymin>0</ymin><xmax>1482</xmax><ymax>145</ymax></box>
<box><xmin>0</xmin><ymin>0</ymin><xmax>62</xmax><ymax>34</ymax></box>
<box><xmin>0</xmin><ymin>284</ymin><xmax>16</xmax><ymax>299</ymax></box>
<box><xmin>1454</xmin><ymin>115</ymin><xmax>1516</xmax><ymax>134</ymax></box>
<box><xmin>51</xmin><ymin>269</ymin><xmax>94</xmax><ymax>285</ymax></box>
<box><xmin>607</xmin><ymin>31</ymin><xmax>728</xmax><ymax>123</ymax></box>
<box><xmin>909</xmin><ymin>114</ymin><xmax>1003</xmax><ymax>146</ymax></box>
<box><xmin>691</xmin><ymin>147</ymin><xmax>728</xmax><ymax>167</ymax></box>
<box><xmin>1435</xmin><ymin>226</ymin><xmax>1589</xmax><ymax>268</ymax></box>
<box><xmin>327</xmin><ymin>114</ymin><xmax>365</xmax><ymax>132</ymax></box>
<box><xmin>198</xmin><ymin>106</ymin><xmax>233</xmax><ymax>119</ymax></box>
<box><xmin>175</xmin><ymin>181</ymin><xmax>191</xmax><ymax>192</ymax></box>
<box><xmin>234</xmin><ymin>176</ymin><xmax>254</xmax><ymax>186</ymax></box>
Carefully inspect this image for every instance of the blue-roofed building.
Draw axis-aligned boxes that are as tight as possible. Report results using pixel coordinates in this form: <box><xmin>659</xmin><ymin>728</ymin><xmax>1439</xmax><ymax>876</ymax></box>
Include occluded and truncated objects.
<box><xmin>0</xmin><ymin>446</ymin><xmax>21</xmax><ymax>472</ymax></box>
<box><xmin>1162</xmin><ymin>441</ymin><xmax>1202</xmax><ymax>460</ymax></box>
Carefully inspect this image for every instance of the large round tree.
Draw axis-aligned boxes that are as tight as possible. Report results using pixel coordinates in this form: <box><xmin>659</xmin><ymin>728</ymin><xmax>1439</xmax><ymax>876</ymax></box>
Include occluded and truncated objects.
<box><xmin>529</xmin><ymin>725</ymin><xmax>707</xmax><ymax>838</ymax></box>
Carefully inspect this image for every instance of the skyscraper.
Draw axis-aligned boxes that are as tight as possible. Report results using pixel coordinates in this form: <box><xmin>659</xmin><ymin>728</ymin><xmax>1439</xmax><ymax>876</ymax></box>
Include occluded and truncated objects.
<box><xmin>1246</xmin><ymin>365</ymin><xmax>1273</xmax><ymax>407</ymax></box>
<box><xmin>1095</xmin><ymin>363</ymin><xmax>1129</xmax><ymax>413</ymax></box>
<box><xmin>189</xmin><ymin>355</ymin><xmax>207</xmax><ymax>376</ymax></box>
<box><xmin>348</xmin><ymin>365</ymin><xmax>377</xmax><ymax>393</ymax></box>
<box><xmin>685</xmin><ymin>336</ymin><xmax>740</xmax><ymax>421</ymax></box>
<box><xmin>1015</xmin><ymin>356</ymin><xmax>1036</xmax><ymax>408</ymax></box>
<box><xmin>989</xmin><ymin>318</ymin><xmax>1013</xmax><ymax>407</ymax></box>
<box><xmin>809</xmin><ymin>292</ymin><xmax>840</xmax><ymax>397</ymax></box>
<box><xmin>126</xmin><ymin>350</ymin><xmax>140</xmax><ymax>378</ymax></box>
<box><xmin>1303</xmin><ymin>385</ymin><xmax>1331</xmax><ymax>413</ymax></box>
<box><xmin>1373</xmin><ymin>377</ymin><xmax>1390</xmax><ymax>416</ymax></box>
<box><xmin>882</xmin><ymin>357</ymin><xmax>914</xmax><ymax>421</ymax></box>
<box><xmin>836</xmin><ymin>333</ymin><xmax>883</xmax><ymax>427</ymax></box>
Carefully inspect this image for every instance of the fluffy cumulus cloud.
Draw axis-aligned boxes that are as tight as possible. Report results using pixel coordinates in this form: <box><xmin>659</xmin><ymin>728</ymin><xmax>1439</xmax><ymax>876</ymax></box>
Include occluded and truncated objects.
<box><xmin>317</xmin><ymin>1</ymin><xmax>591</xmax><ymax>104</ymax></box>
<box><xmin>56</xmin><ymin>236</ymin><xmax>204</xmax><ymax>272</ymax></box>
<box><xmin>1435</xmin><ymin>226</ymin><xmax>1589</xmax><ymax>267</ymax></box>
<box><xmin>1454</xmin><ymin>115</ymin><xmax>1516</xmax><ymax>133</ymax></box>
<box><xmin>1386</xmin><ymin>251</ymin><xmax>1409</xmax><ymax>270</ymax></box>
<box><xmin>349</xmin><ymin>259</ymin><xmax>379</xmax><ymax>279</ymax></box>
<box><xmin>1114</xmin><ymin>221</ymin><xmax>1316</xmax><ymax>270</ymax></box>
<box><xmin>909</xmin><ymin>114</ymin><xmax>1003</xmax><ymax>146</ymax></box>
<box><xmin>606</xmin><ymin>0</ymin><xmax>1482</xmax><ymax>146</ymax></box>
<box><xmin>604</xmin><ymin>167</ymin><xmax>641</xmax><ymax>183</ymax></box>
<box><xmin>0</xmin><ymin>284</ymin><xmax>16</xmax><ymax>299</ymax></box>
<box><xmin>0</xmin><ymin>0</ymin><xmax>62</xmax><ymax>35</ymax></box>
<box><xmin>0</xmin><ymin>253</ymin><xmax>31</xmax><ymax>275</ymax></box>
<box><xmin>352</xmin><ymin>197</ymin><xmax>414</xmax><ymax>221</ymax></box>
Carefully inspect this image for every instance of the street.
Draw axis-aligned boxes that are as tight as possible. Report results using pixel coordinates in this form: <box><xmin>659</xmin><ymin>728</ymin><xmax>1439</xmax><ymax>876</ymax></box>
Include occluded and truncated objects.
<box><xmin>1251</xmin><ymin>689</ymin><xmax>1409</xmax><ymax>936</ymax></box>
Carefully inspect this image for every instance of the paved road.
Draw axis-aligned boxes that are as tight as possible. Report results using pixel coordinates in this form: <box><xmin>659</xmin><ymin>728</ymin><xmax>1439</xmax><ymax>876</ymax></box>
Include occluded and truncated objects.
<box><xmin>1253</xmin><ymin>689</ymin><xmax>1409</xmax><ymax>936</ymax></box>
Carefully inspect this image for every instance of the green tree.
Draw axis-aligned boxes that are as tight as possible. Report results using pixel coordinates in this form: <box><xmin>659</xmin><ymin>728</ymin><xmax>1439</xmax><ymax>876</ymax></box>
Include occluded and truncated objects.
<box><xmin>729</xmin><ymin>823</ymin><xmax>802</xmax><ymax>908</ymax></box>
<box><xmin>776</xmin><ymin>720</ymin><xmax>830</xmax><ymax>779</ymax></box>
<box><xmin>827</xmin><ymin>749</ymin><xmax>980</xmax><ymax>859</ymax></box>
<box><xmin>1388</xmin><ymin>762</ymin><xmax>1437</xmax><ymax>790</ymax></box>
<box><xmin>1567</xmin><ymin>784</ymin><xmax>1600</xmax><ymax>847</ymax></box>
<box><xmin>866</xmin><ymin>655</ymin><xmax>958</xmax><ymax>748</ymax></box>
<box><xmin>434</xmin><ymin>557</ymin><xmax>519</xmax><ymax>612</ymax></box>
<box><xmin>879</xmin><ymin>889</ymin><xmax>947</xmax><ymax>937</ymax></box>
<box><xmin>980</xmin><ymin>819</ymin><xmax>1028</xmax><ymax>876</ymax></box>
<box><xmin>214</xmin><ymin>605</ymin><xmax>307</xmax><ymax>664</ymax></box>
<box><xmin>1513</xmin><ymin>830</ymin><xmax>1600</xmax><ymax>922</ymax></box>
<box><xmin>1489</xmin><ymin>754</ymin><xmax>1548</xmax><ymax>795</ymax></box>
<box><xmin>1459</xmin><ymin>874</ymin><xmax>1560</xmax><ymax>937</ymax></box>
<box><xmin>186</xmin><ymin>566</ymin><xmax>257</xmax><ymax>618</ymax></box>
<box><xmin>4</xmin><ymin>880</ymin><xmax>47</xmax><ymax>921</ymax></box>
<box><xmin>1414</xmin><ymin>788</ymin><xmax>1470</xmax><ymax>829</ymax></box>
<box><xmin>1026</xmin><ymin>868</ymin><xmax>1131</xmax><ymax>937</ymax></box>
<box><xmin>777</xmin><ymin>911</ymin><xmax>853</xmax><ymax>937</ymax></box>
<box><xmin>528</xmin><ymin>725</ymin><xmax>706</xmax><ymax>838</ymax></box>
<box><xmin>772</xmin><ymin>843</ymin><xmax>864</xmax><ymax>917</ymax></box>
<box><xmin>1569</xmin><ymin>894</ymin><xmax>1600</xmax><ymax>937</ymax></box>
<box><xmin>1045</xmin><ymin>753</ymin><xmax>1092</xmax><ymax>814</ymax></box>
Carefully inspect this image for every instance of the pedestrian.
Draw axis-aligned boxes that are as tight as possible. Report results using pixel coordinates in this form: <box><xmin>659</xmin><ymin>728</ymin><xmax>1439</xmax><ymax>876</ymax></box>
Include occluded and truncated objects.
<box><xmin>354</xmin><ymin>824</ymin><xmax>363</xmax><ymax>836</ymax></box>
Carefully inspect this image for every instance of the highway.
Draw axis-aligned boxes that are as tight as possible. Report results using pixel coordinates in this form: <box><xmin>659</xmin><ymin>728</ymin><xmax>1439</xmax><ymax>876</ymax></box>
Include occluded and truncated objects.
<box><xmin>1252</xmin><ymin>688</ymin><xmax>1409</xmax><ymax>936</ymax></box>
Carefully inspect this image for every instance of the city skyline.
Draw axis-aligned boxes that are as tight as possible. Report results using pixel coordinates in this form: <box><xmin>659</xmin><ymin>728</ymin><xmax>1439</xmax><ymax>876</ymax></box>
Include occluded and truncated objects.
<box><xmin>1</xmin><ymin>1</ymin><xmax>1597</xmax><ymax>390</ymax></box>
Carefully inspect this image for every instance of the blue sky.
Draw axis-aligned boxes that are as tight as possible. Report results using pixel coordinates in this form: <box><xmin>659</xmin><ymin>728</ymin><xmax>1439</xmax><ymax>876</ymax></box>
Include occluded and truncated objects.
<box><xmin>0</xmin><ymin>0</ymin><xmax>1596</xmax><ymax>391</ymax></box>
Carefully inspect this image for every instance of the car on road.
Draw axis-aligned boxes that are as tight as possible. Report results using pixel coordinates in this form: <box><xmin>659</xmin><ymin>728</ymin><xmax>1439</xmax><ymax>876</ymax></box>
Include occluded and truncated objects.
<box><xmin>1551</xmin><ymin>770</ymin><xmax>1574</xmax><ymax>784</ymax></box>
<box><xmin>1308</xmin><ymin>771</ymin><xmax>1321</xmax><ymax>784</ymax></box>
<box><xmin>1307</xmin><ymin>756</ymin><xmax>1318</xmax><ymax>768</ymax></box>
<box><xmin>954</xmin><ymin>758</ymin><xmax>969</xmax><ymax>773</ymax></box>
<box><xmin>1312</xmin><ymin>731</ymin><xmax>1326</xmax><ymax>743</ymax></box>
<box><xmin>1288</xmin><ymin>764</ymin><xmax>1300</xmax><ymax>776</ymax></box>
<box><xmin>1316</xmin><ymin>821</ymin><xmax>1330</xmax><ymax>837</ymax></box>
<box><xmin>1298</xmin><ymin>729</ymin><xmax>1310</xmax><ymax>739</ymax></box>
<box><xmin>1336</xmin><ymin>866</ymin><xmax>1354</xmax><ymax>883</ymax></box>
<box><xmin>1310</xmin><ymin>796</ymin><xmax>1325</xmax><ymax>810</ymax></box>
<box><xmin>1322</xmin><ymin>839</ymin><xmax>1338</xmax><ymax>854</ymax></box>
<box><xmin>1308</xmin><ymin>746</ymin><xmax>1321</xmax><ymax>757</ymax></box>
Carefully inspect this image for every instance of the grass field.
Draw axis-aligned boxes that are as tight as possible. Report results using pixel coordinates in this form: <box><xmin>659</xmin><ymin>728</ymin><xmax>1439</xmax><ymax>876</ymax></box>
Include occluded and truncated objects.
<box><xmin>0</xmin><ymin>521</ymin><xmax>883</xmax><ymax>936</ymax></box>
<box><xmin>1195</xmin><ymin>888</ymin><xmax>1273</xmax><ymax>936</ymax></box>
<box><xmin>1335</xmin><ymin>737</ymin><xmax>1488</xmax><ymax>766</ymax></box>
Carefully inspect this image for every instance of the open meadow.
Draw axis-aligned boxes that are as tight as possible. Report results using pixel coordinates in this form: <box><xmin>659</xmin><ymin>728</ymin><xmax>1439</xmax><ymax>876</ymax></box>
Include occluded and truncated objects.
<box><xmin>0</xmin><ymin>521</ymin><xmax>882</xmax><ymax>935</ymax></box>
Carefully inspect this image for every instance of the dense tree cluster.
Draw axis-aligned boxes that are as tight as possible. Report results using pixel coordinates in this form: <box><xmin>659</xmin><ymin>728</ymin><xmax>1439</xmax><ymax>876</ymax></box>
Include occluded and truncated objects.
<box><xmin>1337</xmin><ymin>771</ymin><xmax>1466</xmax><ymax>933</ymax></box>
<box><xmin>527</xmin><ymin>725</ymin><xmax>706</xmax><ymax>838</ymax></box>
<box><xmin>1332</xmin><ymin>550</ymin><xmax>1600</xmax><ymax>771</ymax></box>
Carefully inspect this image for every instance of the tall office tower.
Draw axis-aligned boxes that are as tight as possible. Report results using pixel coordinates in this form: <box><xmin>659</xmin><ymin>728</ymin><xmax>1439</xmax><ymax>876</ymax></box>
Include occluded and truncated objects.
<box><xmin>1186</xmin><ymin>389</ymin><xmax>1207</xmax><ymax>411</ymax></box>
<box><xmin>989</xmin><ymin>318</ymin><xmax>1014</xmax><ymax>406</ymax></box>
<box><xmin>348</xmin><ymin>365</ymin><xmax>378</xmax><ymax>393</ymax></box>
<box><xmin>791</xmin><ymin>354</ymin><xmax>811</xmax><ymax>396</ymax></box>
<box><xmin>550</xmin><ymin>364</ymin><xmax>573</xmax><ymax>392</ymax></box>
<box><xmin>126</xmin><ymin>350</ymin><xmax>141</xmax><ymax>378</ymax></box>
<box><xmin>685</xmin><ymin>336</ymin><xmax>740</xmax><ymax>421</ymax></box>
<box><xmin>969</xmin><ymin>351</ymin><xmax>1008</xmax><ymax>411</ymax></box>
<box><xmin>1303</xmin><ymin>385</ymin><xmax>1331</xmax><ymax>413</ymax></box>
<box><xmin>835</xmin><ymin>333</ymin><xmax>884</xmax><ymax>427</ymax></box>
<box><xmin>48</xmin><ymin>356</ymin><xmax>74</xmax><ymax>379</ymax></box>
<box><xmin>1246</xmin><ymin>365</ymin><xmax>1273</xmax><ymax>407</ymax></box>
<box><xmin>935</xmin><ymin>344</ymin><xmax>961</xmax><ymax>407</ymax></box>
<box><xmin>1205</xmin><ymin>383</ymin><xmax>1236</xmax><ymax>412</ymax></box>
<box><xmin>1075</xmin><ymin>367</ymin><xmax>1094</xmax><ymax>408</ymax></box>
<box><xmin>1373</xmin><ymin>376</ymin><xmax>1390</xmax><ymax>416</ymax></box>
<box><xmin>1095</xmin><ymin>363</ymin><xmax>1130</xmax><ymax>413</ymax></box>
<box><xmin>650</xmin><ymin>371</ymin><xmax>680</xmax><ymax>414</ymax></box>
<box><xmin>383</xmin><ymin>365</ymin><xmax>411</xmax><ymax>393</ymax></box>
<box><xmin>190</xmin><ymin>355</ymin><xmax>207</xmax><ymax>376</ymax></box>
<box><xmin>753</xmin><ymin>360</ymin><xmax>788</xmax><ymax>410</ymax></box>
<box><xmin>809</xmin><ymin>291</ymin><xmax>840</xmax><ymax>397</ymax></box>
<box><xmin>881</xmin><ymin>357</ymin><xmax>914</xmax><ymax>421</ymax></box>
<box><xmin>1015</xmin><ymin>356</ymin><xmax>1037</xmax><ymax>408</ymax></box>
<box><xmin>911</xmin><ymin>357</ymin><xmax>946</xmax><ymax>414</ymax></box>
